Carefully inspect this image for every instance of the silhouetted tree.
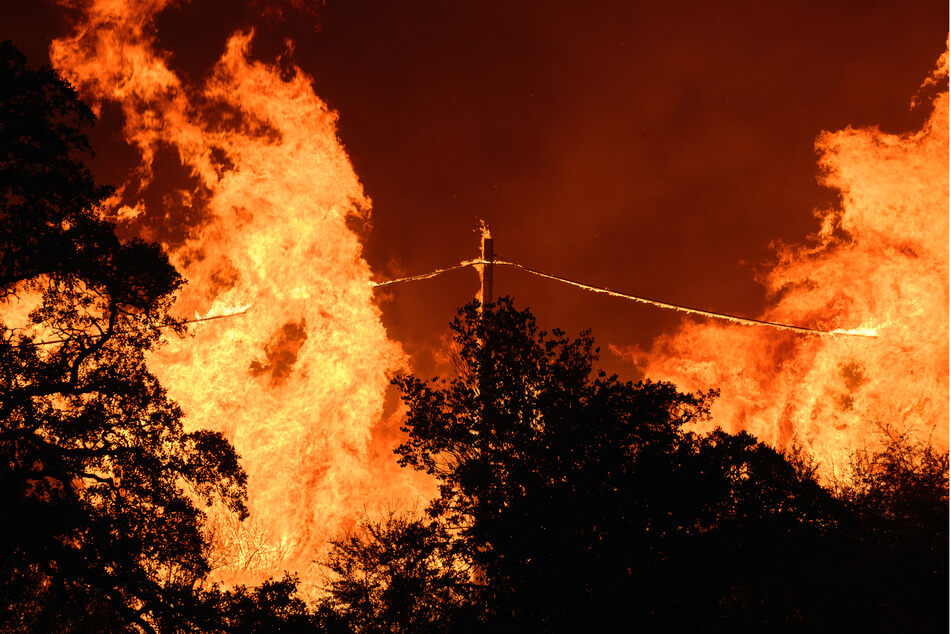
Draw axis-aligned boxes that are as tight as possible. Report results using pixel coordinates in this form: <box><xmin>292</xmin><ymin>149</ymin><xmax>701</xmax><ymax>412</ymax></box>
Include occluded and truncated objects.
<box><xmin>320</xmin><ymin>298</ymin><xmax>826</xmax><ymax>630</ymax></box>
<box><xmin>317</xmin><ymin>512</ymin><xmax>480</xmax><ymax>633</ymax></box>
<box><xmin>185</xmin><ymin>574</ymin><xmax>321</xmax><ymax>633</ymax></box>
<box><xmin>0</xmin><ymin>41</ymin><xmax>247</xmax><ymax>632</ymax></box>
<box><xmin>844</xmin><ymin>425</ymin><xmax>948</xmax><ymax>537</ymax></box>
<box><xmin>832</xmin><ymin>427</ymin><xmax>950</xmax><ymax>634</ymax></box>
<box><xmin>320</xmin><ymin>297</ymin><xmax>946</xmax><ymax>633</ymax></box>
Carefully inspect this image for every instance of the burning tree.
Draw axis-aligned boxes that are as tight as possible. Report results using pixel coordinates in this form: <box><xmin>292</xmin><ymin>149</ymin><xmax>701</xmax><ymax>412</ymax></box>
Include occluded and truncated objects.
<box><xmin>0</xmin><ymin>41</ymin><xmax>249</xmax><ymax>631</ymax></box>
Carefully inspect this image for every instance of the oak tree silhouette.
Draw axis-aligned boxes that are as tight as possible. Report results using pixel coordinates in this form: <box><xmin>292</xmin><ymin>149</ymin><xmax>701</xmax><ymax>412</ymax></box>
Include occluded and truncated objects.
<box><xmin>319</xmin><ymin>297</ymin><xmax>947</xmax><ymax>633</ymax></box>
<box><xmin>390</xmin><ymin>298</ymin><xmax>841</xmax><ymax>630</ymax></box>
<box><xmin>317</xmin><ymin>512</ymin><xmax>478</xmax><ymax>633</ymax></box>
<box><xmin>0</xmin><ymin>41</ymin><xmax>248</xmax><ymax>632</ymax></box>
<box><xmin>834</xmin><ymin>428</ymin><xmax>950</xmax><ymax>634</ymax></box>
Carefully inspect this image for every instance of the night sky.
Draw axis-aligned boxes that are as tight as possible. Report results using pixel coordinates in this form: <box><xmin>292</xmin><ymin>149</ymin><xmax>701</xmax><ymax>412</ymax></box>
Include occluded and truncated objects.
<box><xmin>2</xmin><ymin>0</ymin><xmax>947</xmax><ymax>379</ymax></box>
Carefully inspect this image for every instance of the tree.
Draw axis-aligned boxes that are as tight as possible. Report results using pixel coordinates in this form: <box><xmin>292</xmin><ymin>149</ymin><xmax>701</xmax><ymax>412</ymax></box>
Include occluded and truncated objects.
<box><xmin>387</xmin><ymin>298</ymin><xmax>853</xmax><ymax>631</ymax></box>
<box><xmin>192</xmin><ymin>575</ymin><xmax>321</xmax><ymax>633</ymax></box>
<box><xmin>317</xmin><ymin>512</ymin><xmax>480</xmax><ymax>633</ymax></box>
<box><xmin>317</xmin><ymin>299</ymin><xmax>947</xmax><ymax>631</ymax></box>
<box><xmin>833</xmin><ymin>427</ymin><xmax>950</xmax><ymax>634</ymax></box>
<box><xmin>392</xmin><ymin>299</ymin><xmax>708</xmax><ymax>628</ymax></box>
<box><xmin>0</xmin><ymin>41</ymin><xmax>247</xmax><ymax>632</ymax></box>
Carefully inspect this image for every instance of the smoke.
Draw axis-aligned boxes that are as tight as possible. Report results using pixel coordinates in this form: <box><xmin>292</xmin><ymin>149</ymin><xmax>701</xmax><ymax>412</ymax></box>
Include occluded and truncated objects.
<box><xmin>642</xmin><ymin>47</ymin><xmax>949</xmax><ymax>472</ymax></box>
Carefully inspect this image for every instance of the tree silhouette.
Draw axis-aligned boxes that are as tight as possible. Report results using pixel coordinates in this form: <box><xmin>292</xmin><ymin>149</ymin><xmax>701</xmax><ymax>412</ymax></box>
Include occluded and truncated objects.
<box><xmin>184</xmin><ymin>574</ymin><xmax>321</xmax><ymax>633</ymax></box>
<box><xmin>314</xmin><ymin>297</ymin><xmax>947</xmax><ymax>632</ymax></box>
<box><xmin>391</xmin><ymin>298</ymin><xmax>835</xmax><ymax>630</ymax></box>
<box><xmin>833</xmin><ymin>428</ymin><xmax>950</xmax><ymax>634</ymax></box>
<box><xmin>317</xmin><ymin>512</ymin><xmax>480</xmax><ymax>633</ymax></box>
<box><xmin>0</xmin><ymin>41</ymin><xmax>247</xmax><ymax>632</ymax></box>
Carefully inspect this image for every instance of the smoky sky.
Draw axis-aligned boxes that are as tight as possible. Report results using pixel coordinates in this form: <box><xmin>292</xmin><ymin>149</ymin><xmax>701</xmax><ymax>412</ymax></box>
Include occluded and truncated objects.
<box><xmin>1</xmin><ymin>0</ymin><xmax>947</xmax><ymax>379</ymax></box>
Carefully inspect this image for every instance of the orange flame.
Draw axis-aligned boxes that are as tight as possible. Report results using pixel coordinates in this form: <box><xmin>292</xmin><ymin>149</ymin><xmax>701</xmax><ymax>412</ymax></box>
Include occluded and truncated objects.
<box><xmin>643</xmin><ymin>47</ymin><xmax>949</xmax><ymax>473</ymax></box>
<box><xmin>51</xmin><ymin>1</ymin><xmax>428</xmax><ymax>587</ymax></box>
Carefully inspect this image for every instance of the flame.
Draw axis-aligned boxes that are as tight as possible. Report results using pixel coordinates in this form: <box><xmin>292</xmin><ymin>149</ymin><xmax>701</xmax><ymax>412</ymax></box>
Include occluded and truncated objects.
<box><xmin>642</xmin><ymin>47</ymin><xmax>949</xmax><ymax>473</ymax></box>
<box><xmin>40</xmin><ymin>0</ymin><xmax>951</xmax><ymax>583</ymax></box>
<box><xmin>828</xmin><ymin>327</ymin><xmax>879</xmax><ymax>338</ymax></box>
<box><xmin>479</xmin><ymin>219</ymin><xmax>493</xmax><ymax>240</ymax></box>
<box><xmin>50</xmin><ymin>1</ymin><xmax>428</xmax><ymax>587</ymax></box>
<box><xmin>194</xmin><ymin>302</ymin><xmax>252</xmax><ymax>323</ymax></box>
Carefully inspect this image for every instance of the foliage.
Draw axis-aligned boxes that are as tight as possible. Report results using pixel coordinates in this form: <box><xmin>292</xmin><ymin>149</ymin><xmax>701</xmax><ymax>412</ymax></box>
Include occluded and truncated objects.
<box><xmin>832</xmin><ymin>427</ymin><xmax>950</xmax><ymax>634</ymax></box>
<box><xmin>317</xmin><ymin>512</ymin><xmax>480</xmax><ymax>633</ymax></box>
<box><xmin>0</xmin><ymin>41</ymin><xmax>247</xmax><ymax>632</ymax></box>
<box><xmin>179</xmin><ymin>575</ymin><xmax>320</xmax><ymax>633</ymax></box>
<box><xmin>320</xmin><ymin>297</ymin><xmax>948</xmax><ymax>633</ymax></box>
<box><xmin>844</xmin><ymin>424</ymin><xmax>948</xmax><ymax>530</ymax></box>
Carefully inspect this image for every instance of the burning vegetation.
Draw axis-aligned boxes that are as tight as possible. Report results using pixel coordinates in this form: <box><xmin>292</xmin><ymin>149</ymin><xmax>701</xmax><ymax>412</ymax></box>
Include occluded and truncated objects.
<box><xmin>49</xmin><ymin>0</ymin><xmax>416</xmax><ymax>587</ymax></box>
<box><xmin>0</xmin><ymin>1</ymin><xmax>947</xmax><ymax>631</ymax></box>
<box><xmin>646</xmin><ymin>46</ymin><xmax>949</xmax><ymax>471</ymax></box>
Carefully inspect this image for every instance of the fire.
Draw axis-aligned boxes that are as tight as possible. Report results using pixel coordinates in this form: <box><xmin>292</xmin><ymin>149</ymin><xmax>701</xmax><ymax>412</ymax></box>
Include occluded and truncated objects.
<box><xmin>39</xmin><ymin>0</ymin><xmax>950</xmax><ymax>587</ymax></box>
<box><xmin>50</xmin><ymin>1</ymin><xmax>426</xmax><ymax>587</ymax></box>
<box><xmin>643</xmin><ymin>46</ymin><xmax>949</xmax><ymax>473</ymax></box>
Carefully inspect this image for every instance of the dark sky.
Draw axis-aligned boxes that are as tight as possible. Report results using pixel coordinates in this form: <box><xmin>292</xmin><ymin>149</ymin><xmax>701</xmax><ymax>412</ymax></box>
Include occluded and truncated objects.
<box><xmin>2</xmin><ymin>0</ymin><xmax>947</xmax><ymax>378</ymax></box>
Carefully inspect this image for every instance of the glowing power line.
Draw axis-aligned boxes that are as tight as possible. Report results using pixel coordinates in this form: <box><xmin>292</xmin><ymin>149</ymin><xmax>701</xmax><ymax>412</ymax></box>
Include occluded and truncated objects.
<box><xmin>8</xmin><ymin>306</ymin><xmax>252</xmax><ymax>348</ymax></box>
<box><xmin>371</xmin><ymin>259</ymin><xmax>483</xmax><ymax>288</ymax></box>
<box><xmin>371</xmin><ymin>259</ymin><xmax>878</xmax><ymax>338</ymax></box>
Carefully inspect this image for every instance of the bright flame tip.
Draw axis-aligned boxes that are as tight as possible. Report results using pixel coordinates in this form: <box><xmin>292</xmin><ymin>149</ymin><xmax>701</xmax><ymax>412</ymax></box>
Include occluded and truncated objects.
<box><xmin>829</xmin><ymin>327</ymin><xmax>879</xmax><ymax>338</ymax></box>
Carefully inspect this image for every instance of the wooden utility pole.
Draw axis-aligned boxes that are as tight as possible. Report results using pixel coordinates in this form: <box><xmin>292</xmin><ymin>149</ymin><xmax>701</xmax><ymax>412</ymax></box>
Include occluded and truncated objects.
<box><xmin>481</xmin><ymin>235</ymin><xmax>494</xmax><ymax>305</ymax></box>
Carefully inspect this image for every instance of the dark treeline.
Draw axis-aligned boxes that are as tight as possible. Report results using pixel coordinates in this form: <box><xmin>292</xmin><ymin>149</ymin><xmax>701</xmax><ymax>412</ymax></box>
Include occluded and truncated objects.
<box><xmin>1</xmin><ymin>41</ymin><xmax>947</xmax><ymax>633</ymax></box>
<box><xmin>312</xmin><ymin>298</ymin><xmax>948</xmax><ymax>634</ymax></box>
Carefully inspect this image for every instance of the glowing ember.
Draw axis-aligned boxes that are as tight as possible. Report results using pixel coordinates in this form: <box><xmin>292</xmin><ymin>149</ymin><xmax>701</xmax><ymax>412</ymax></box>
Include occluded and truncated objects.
<box><xmin>643</xmin><ymin>47</ymin><xmax>949</xmax><ymax>474</ymax></box>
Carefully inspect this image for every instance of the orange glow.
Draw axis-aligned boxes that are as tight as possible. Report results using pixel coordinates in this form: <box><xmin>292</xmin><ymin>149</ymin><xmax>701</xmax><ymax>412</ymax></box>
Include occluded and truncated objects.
<box><xmin>644</xmin><ymin>47</ymin><xmax>949</xmax><ymax>474</ymax></box>
<box><xmin>43</xmin><ymin>0</ymin><xmax>948</xmax><ymax>590</ymax></box>
<box><xmin>51</xmin><ymin>0</ymin><xmax>428</xmax><ymax>589</ymax></box>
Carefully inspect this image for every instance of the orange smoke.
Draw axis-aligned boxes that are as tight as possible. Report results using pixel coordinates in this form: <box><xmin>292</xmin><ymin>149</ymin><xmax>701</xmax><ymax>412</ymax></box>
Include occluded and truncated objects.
<box><xmin>643</xmin><ymin>47</ymin><xmax>949</xmax><ymax>473</ymax></box>
<box><xmin>51</xmin><ymin>1</ymin><xmax>425</xmax><ymax>587</ymax></box>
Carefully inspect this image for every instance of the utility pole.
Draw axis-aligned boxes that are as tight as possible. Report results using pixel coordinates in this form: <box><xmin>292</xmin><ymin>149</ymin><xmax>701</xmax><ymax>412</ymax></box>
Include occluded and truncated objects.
<box><xmin>481</xmin><ymin>233</ymin><xmax>494</xmax><ymax>306</ymax></box>
<box><xmin>478</xmin><ymin>227</ymin><xmax>494</xmax><ymax>424</ymax></box>
<box><xmin>474</xmin><ymin>230</ymin><xmax>493</xmax><ymax>590</ymax></box>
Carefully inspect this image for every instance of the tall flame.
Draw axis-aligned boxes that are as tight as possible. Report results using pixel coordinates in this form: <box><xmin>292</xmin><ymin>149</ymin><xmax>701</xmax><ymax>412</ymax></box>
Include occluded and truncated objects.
<box><xmin>42</xmin><ymin>0</ymin><xmax>951</xmax><ymax>584</ymax></box>
<box><xmin>51</xmin><ymin>1</ymin><xmax>425</xmax><ymax>586</ymax></box>
<box><xmin>642</xmin><ymin>47</ymin><xmax>949</xmax><ymax>472</ymax></box>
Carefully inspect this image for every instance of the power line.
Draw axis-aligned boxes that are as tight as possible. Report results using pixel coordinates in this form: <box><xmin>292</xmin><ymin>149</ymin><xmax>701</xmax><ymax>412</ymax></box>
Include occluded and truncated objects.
<box><xmin>372</xmin><ymin>258</ymin><xmax>878</xmax><ymax>338</ymax></box>
<box><xmin>6</xmin><ymin>307</ymin><xmax>251</xmax><ymax>348</ymax></box>
<box><xmin>371</xmin><ymin>259</ymin><xmax>482</xmax><ymax>288</ymax></box>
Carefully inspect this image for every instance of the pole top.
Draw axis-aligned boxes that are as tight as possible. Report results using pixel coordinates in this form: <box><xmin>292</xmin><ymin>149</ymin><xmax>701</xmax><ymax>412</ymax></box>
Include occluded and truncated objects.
<box><xmin>478</xmin><ymin>219</ymin><xmax>492</xmax><ymax>240</ymax></box>
<box><xmin>480</xmin><ymin>225</ymin><xmax>494</xmax><ymax>305</ymax></box>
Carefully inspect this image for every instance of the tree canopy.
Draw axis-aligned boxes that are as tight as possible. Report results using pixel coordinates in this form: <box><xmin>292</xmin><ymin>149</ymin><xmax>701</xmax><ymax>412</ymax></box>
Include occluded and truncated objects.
<box><xmin>320</xmin><ymin>297</ymin><xmax>949</xmax><ymax>633</ymax></box>
<box><xmin>0</xmin><ymin>40</ymin><xmax>248</xmax><ymax>632</ymax></box>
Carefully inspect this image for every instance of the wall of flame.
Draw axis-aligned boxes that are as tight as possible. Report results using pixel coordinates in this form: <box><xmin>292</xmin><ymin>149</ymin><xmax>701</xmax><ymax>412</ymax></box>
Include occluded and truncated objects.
<box><xmin>50</xmin><ymin>0</ymin><xmax>426</xmax><ymax>588</ymax></box>
<box><xmin>47</xmin><ymin>0</ymin><xmax>948</xmax><ymax>588</ymax></box>
<box><xmin>643</xmin><ymin>48</ymin><xmax>949</xmax><ymax>473</ymax></box>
